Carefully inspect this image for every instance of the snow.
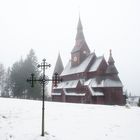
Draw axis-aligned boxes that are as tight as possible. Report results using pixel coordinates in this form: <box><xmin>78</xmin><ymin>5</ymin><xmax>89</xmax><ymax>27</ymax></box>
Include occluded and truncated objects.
<box><xmin>54</xmin><ymin>80</ymin><xmax>79</xmax><ymax>89</ymax></box>
<box><xmin>93</xmin><ymin>91</ymin><xmax>104</xmax><ymax>96</ymax></box>
<box><xmin>127</xmin><ymin>96</ymin><xmax>140</xmax><ymax>106</ymax></box>
<box><xmin>65</xmin><ymin>93</ymin><xmax>85</xmax><ymax>96</ymax></box>
<box><xmin>85</xmin><ymin>78</ymin><xmax>123</xmax><ymax>87</ymax></box>
<box><xmin>61</xmin><ymin>53</ymin><xmax>95</xmax><ymax>76</ymax></box>
<box><xmin>51</xmin><ymin>93</ymin><xmax>61</xmax><ymax>95</ymax></box>
<box><xmin>0</xmin><ymin>97</ymin><xmax>140</xmax><ymax>140</ymax></box>
<box><xmin>60</xmin><ymin>54</ymin><xmax>104</xmax><ymax>76</ymax></box>
<box><xmin>88</xmin><ymin>86</ymin><xmax>104</xmax><ymax>96</ymax></box>
<box><xmin>103</xmin><ymin>79</ymin><xmax>123</xmax><ymax>87</ymax></box>
<box><xmin>54</xmin><ymin>79</ymin><xmax>85</xmax><ymax>90</ymax></box>
<box><xmin>89</xmin><ymin>56</ymin><xmax>104</xmax><ymax>72</ymax></box>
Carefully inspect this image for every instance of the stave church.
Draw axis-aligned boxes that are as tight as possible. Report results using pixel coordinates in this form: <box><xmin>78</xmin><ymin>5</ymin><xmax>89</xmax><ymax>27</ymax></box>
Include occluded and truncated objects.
<box><xmin>51</xmin><ymin>17</ymin><xmax>125</xmax><ymax>105</ymax></box>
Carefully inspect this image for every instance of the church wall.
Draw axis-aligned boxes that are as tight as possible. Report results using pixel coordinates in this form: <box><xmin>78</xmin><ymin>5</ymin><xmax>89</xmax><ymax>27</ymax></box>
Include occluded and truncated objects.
<box><xmin>104</xmin><ymin>87</ymin><xmax>124</xmax><ymax>105</ymax></box>
<box><xmin>66</xmin><ymin>89</ymin><xmax>76</xmax><ymax>93</ymax></box>
<box><xmin>52</xmin><ymin>86</ymin><xmax>125</xmax><ymax>105</ymax></box>
<box><xmin>66</xmin><ymin>96</ymin><xmax>82</xmax><ymax>103</ymax></box>
<box><xmin>52</xmin><ymin>95</ymin><xmax>63</xmax><ymax>102</ymax></box>
<box><xmin>91</xmin><ymin>96</ymin><xmax>104</xmax><ymax>104</ymax></box>
<box><xmin>86</xmin><ymin>71</ymin><xmax>96</xmax><ymax>79</ymax></box>
<box><xmin>79</xmin><ymin>46</ymin><xmax>90</xmax><ymax>63</ymax></box>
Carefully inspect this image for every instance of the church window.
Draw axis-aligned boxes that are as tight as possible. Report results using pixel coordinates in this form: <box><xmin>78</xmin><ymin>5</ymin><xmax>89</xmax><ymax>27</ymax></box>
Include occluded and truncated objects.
<box><xmin>83</xmin><ymin>50</ymin><xmax>87</xmax><ymax>54</ymax></box>
<box><xmin>73</xmin><ymin>56</ymin><xmax>77</xmax><ymax>62</ymax></box>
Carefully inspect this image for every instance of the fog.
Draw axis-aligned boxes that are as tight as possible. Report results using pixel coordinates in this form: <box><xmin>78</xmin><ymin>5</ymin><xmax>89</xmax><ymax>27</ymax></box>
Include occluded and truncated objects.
<box><xmin>0</xmin><ymin>0</ymin><xmax>140</xmax><ymax>95</ymax></box>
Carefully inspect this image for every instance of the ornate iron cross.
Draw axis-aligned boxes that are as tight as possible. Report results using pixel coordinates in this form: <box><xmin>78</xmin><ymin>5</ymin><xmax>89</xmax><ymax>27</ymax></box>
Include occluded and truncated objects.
<box><xmin>27</xmin><ymin>58</ymin><xmax>62</xmax><ymax>136</ymax></box>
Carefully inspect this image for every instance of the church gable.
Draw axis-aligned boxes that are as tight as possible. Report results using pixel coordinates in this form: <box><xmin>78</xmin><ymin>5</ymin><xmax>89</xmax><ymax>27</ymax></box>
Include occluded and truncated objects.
<box><xmin>61</xmin><ymin>53</ymin><xmax>95</xmax><ymax>76</ymax></box>
<box><xmin>95</xmin><ymin>57</ymin><xmax>108</xmax><ymax>74</ymax></box>
<box><xmin>89</xmin><ymin>56</ymin><xmax>105</xmax><ymax>72</ymax></box>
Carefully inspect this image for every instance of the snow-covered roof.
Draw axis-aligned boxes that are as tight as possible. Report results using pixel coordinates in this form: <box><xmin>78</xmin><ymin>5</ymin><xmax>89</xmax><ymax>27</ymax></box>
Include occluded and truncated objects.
<box><xmin>53</xmin><ymin>53</ymin><xmax>64</xmax><ymax>75</ymax></box>
<box><xmin>89</xmin><ymin>56</ymin><xmax>104</xmax><ymax>72</ymax></box>
<box><xmin>93</xmin><ymin>91</ymin><xmax>104</xmax><ymax>96</ymax></box>
<box><xmin>88</xmin><ymin>86</ymin><xmax>104</xmax><ymax>96</ymax></box>
<box><xmin>106</xmin><ymin>64</ymin><xmax>118</xmax><ymax>74</ymax></box>
<box><xmin>61</xmin><ymin>53</ymin><xmax>95</xmax><ymax>76</ymax></box>
<box><xmin>54</xmin><ymin>80</ymin><xmax>79</xmax><ymax>89</ymax></box>
<box><xmin>85</xmin><ymin>78</ymin><xmax>123</xmax><ymax>87</ymax></box>
<box><xmin>65</xmin><ymin>92</ymin><xmax>85</xmax><ymax>96</ymax></box>
<box><xmin>51</xmin><ymin>93</ymin><xmax>61</xmax><ymax>96</ymax></box>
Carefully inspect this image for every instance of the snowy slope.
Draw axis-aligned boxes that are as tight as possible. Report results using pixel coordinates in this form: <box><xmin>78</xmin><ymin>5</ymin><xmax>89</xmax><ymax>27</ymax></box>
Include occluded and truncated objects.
<box><xmin>0</xmin><ymin>98</ymin><xmax>140</xmax><ymax>140</ymax></box>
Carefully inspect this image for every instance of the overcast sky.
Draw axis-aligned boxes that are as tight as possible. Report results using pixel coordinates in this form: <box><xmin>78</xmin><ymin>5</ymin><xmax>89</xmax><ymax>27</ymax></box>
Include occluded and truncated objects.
<box><xmin>0</xmin><ymin>0</ymin><xmax>140</xmax><ymax>95</ymax></box>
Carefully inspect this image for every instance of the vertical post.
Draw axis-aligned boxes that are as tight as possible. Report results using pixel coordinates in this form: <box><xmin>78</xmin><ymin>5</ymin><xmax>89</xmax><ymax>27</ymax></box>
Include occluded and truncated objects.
<box><xmin>41</xmin><ymin>59</ymin><xmax>46</xmax><ymax>136</ymax></box>
<box><xmin>27</xmin><ymin>58</ymin><xmax>62</xmax><ymax>137</ymax></box>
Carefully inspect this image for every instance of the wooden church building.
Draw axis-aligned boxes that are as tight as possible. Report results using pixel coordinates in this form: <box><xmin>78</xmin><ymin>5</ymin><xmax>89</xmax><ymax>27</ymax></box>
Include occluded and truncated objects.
<box><xmin>51</xmin><ymin>17</ymin><xmax>125</xmax><ymax>105</ymax></box>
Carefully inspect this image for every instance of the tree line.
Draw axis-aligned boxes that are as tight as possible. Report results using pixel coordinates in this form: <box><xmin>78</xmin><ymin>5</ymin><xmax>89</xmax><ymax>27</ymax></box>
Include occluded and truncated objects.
<box><xmin>0</xmin><ymin>49</ymin><xmax>46</xmax><ymax>100</ymax></box>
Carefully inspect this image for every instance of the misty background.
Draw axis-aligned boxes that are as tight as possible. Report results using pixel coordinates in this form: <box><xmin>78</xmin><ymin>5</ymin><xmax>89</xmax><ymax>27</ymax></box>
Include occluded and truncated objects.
<box><xmin>0</xmin><ymin>0</ymin><xmax>140</xmax><ymax>95</ymax></box>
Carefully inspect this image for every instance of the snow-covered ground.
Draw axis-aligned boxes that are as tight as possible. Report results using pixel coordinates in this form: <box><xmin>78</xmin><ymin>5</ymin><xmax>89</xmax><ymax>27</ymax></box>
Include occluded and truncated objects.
<box><xmin>0</xmin><ymin>98</ymin><xmax>140</xmax><ymax>140</ymax></box>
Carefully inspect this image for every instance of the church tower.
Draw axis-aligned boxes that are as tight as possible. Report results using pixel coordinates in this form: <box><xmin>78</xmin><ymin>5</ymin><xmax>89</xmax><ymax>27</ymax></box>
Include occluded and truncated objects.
<box><xmin>53</xmin><ymin>53</ymin><xmax>64</xmax><ymax>75</ymax></box>
<box><xmin>106</xmin><ymin>50</ymin><xmax>118</xmax><ymax>75</ymax></box>
<box><xmin>71</xmin><ymin>17</ymin><xmax>90</xmax><ymax>67</ymax></box>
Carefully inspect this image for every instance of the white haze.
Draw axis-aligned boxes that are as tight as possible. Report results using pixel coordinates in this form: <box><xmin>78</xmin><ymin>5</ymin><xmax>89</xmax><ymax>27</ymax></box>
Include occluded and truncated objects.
<box><xmin>0</xmin><ymin>0</ymin><xmax>140</xmax><ymax>95</ymax></box>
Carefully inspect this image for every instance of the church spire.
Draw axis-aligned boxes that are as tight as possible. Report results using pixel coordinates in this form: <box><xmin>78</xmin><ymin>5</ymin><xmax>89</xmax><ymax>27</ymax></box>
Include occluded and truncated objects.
<box><xmin>75</xmin><ymin>16</ymin><xmax>85</xmax><ymax>41</ymax></box>
<box><xmin>53</xmin><ymin>53</ymin><xmax>64</xmax><ymax>75</ymax></box>
<box><xmin>108</xmin><ymin>49</ymin><xmax>115</xmax><ymax>65</ymax></box>
<box><xmin>71</xmin><ymin>16</ymin><xmax>90</xmax><ymax>67</ymax></box>
<box><xmin>106</xmin><ymin>50</ymin><xmax>118</xmax><ymax>74</ymax></box>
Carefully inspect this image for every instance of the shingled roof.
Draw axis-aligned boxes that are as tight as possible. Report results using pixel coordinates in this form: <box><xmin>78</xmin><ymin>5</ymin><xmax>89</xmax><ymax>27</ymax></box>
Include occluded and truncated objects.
<box><xmin>84</xmin><ymin>75</ymin><xmax>123</xmax><ymax>88</ymax></box>
<box><xmin>61</xmin><ymin>53</ymin><xmax>95</xmax><ymax>76</ymax></box>
<box><xmin>53</xmin><ymin>53</ymin><xmax>64</xmax><ymax>75</ymax></box>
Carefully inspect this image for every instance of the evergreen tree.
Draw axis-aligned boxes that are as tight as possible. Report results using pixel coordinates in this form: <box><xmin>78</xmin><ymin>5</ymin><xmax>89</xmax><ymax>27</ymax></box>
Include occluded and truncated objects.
<box><xmin>138</xmin><ymin>98</ymin><xmax>140</xmax><ymax>107</ymax></box>
<box><xmin>10</xmin><ymin>49</ymin><xmax>42</xmax><ymax>99</ymax></box>
<box><xmin>2</xmin><ymin>67</ymin><xmax>11</xmax><ymax>97</ymax></box>
<box><xmin>23</xmin><ymin>49</ymin><xmax>42</xmax><ymax>99</ymax></box>
<box><xmin>10</xmin><ymin>58</ymin><xmax>24</xmax><ymax>98</ymax></box>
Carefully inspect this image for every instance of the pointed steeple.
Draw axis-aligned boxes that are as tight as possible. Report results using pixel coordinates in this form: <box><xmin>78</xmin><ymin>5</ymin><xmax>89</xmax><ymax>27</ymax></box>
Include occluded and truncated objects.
<box><xmin>76</xmin><ymin>16</ymin><xmax>85</xmax><ymax>41</ymax></box>
<box><xmin>77</xmin><ymin>15</ymin><xmax>83</xmax><ymax>29</ymax></box>
<box><xmin>71</xmin><ymin>17</ymin><xmax>90</xmax><ymax>54</ymax></box>
<box><xmin>71</xmin><ymin>16</ymin><xmax>90</xmax><ymax>67</ymax></box>
<box><xmin>108</xmin><ymin>49</ymin><xmax>115</xmax><ymax>65</ymax></box>
<box><xmin>53</xmin><ymin>53</ymin><xmax>64</xmax><ymax>75</ymax></box>
<box><xmin>106</xmin><ymin>50</ymin><xmax>118</xmax><ymax>74</ymax></box>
